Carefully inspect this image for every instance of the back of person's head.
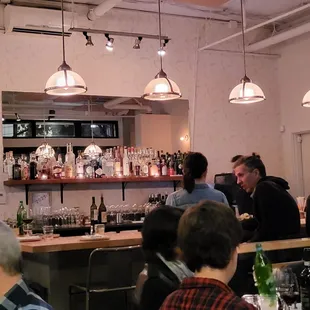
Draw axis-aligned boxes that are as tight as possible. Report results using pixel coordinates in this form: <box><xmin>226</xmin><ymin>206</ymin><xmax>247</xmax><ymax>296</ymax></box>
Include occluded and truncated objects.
<box><xmin>142</xmin><ymin>206</ymin><xmax>184</xmax><ymax>262</ymax></box>
<box><xmin>231</xmin><ymin>155</ymin><xmax>243</xmax><ymax>163</ymax></box>
<box><xmin>183</xmin><ymin>152</ymin><xmax>208</xmax><ymax>194</ymax></box>
<box><xmin>233</xmin><ymin>153</ymin><xmax>266</xmax><ymax>178</ymax></box>
<box><xmin>178</xmin><ymin>200</ymin><xmax>242</xmax><ymax>274</ymax></box>
<box><xmin>0</xmin><ymin>221</ymin><xmax>22</xmax><ymax>276</ymax></box>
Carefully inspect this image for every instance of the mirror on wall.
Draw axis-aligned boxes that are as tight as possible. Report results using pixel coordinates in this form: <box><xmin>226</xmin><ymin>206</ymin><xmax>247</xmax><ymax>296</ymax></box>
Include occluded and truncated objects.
<box><xmin>2</xmin><ymin>91</ymin><xmax>190</xmax><ymax>157</ymax></box>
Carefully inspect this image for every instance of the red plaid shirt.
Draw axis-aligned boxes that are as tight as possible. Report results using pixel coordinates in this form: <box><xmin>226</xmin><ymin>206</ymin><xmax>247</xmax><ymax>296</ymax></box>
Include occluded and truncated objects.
<box><xmin>160</xmin><ymin>277</ymin><xmax>256</xmax><ymax>310</ymax></box>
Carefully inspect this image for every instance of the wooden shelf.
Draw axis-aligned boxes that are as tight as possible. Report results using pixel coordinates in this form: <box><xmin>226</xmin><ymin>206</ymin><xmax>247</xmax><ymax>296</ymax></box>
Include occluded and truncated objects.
<box><xmin>4</xmin><ymin>176</ymin><xmax>183</xmax><ymax>204</ymax></box>
<box><xmin>4</xmin><ymin>176</ymin><xmax>183</xmax><ymax>186</ymax></box>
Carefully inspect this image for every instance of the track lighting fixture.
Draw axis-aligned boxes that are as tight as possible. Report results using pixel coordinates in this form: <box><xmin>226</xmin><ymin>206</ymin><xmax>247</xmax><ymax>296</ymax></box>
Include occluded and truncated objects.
<box><xmin>83</xmin><ymin>31</ymin><xmax>94</xmax><ymax>46</ymax></box>
<box><xmin>157</xmin><ymin>39</ymin><xmax>169</xmax><ymax>56</ymax></box>
<box><xmin>133</xmin><ymin>37</ymin><xmax>143</xmax><ymax>49</ymax></box>
<box><xmin>105</xmin><ymin>34</ymin><xmax>114</xmax><ymax>51</ymax></box>
<box><xmin>15</xmin><ymin>113</ymin><xmax>21</xmax><ymax>122</ymax></box>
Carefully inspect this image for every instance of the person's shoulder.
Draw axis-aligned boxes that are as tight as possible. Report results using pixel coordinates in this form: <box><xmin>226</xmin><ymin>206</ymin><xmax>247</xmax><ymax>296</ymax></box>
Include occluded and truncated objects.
<box><xmin>159</xmin><ymin>289</ymin><xmax>181</xmax><ymax>309</ymax></box>
<box><xmin>207</xmin><ymin>186</ymin><xmax>227</xmax><ymax>198</ymax></box>
<box><xmin>26</xmin><ymin>292</ymin><xmax>53</xmax><ymax>310</ymax></box>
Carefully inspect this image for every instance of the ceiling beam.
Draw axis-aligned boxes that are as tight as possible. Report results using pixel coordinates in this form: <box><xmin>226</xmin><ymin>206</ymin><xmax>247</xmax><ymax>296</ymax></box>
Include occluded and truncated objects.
<box><xmin>173</xmin><ymin>0</ymin><xmax>229</xmax><ymax>7</ymax></box>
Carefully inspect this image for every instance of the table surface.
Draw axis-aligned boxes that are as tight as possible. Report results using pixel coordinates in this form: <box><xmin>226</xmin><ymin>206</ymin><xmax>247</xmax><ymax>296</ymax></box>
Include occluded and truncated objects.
<box><xmin>20</xmin><ymin>229</ymin><xmax>310</xmax><ymax>254</ymax></box>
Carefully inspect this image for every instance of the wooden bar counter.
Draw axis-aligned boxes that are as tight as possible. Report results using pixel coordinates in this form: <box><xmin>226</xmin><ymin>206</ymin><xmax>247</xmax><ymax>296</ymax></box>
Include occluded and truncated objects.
<box><xmin>20</xmin><ymin>231</ymin><xmax>310</xmax><ymax>254</ymax></box>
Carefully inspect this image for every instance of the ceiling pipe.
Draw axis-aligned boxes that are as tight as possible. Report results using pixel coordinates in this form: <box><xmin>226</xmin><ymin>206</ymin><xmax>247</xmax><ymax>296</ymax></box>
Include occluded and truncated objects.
<box><xmin>247</xmin><ymin>22</ymin><xmax>310</xmax><ymax>52</ymax></box>
<box><xmin>103</xmin><ymin>97</ymin><xmax>131</xmax><ymax>108</ymax></box>
<box><xmin>104</xmin><ymin>104</ymin><xmax>152</xmax><ymax>113</ymax></box>
<box><xmin>87</xmin><ymin>0</ymin><xmax>123</xmax><ymax>21</ymax></box>
<box><xmin>199</xmin><ymin>3</ymin><xmax>310</xmax><ymax>51</ymax></box>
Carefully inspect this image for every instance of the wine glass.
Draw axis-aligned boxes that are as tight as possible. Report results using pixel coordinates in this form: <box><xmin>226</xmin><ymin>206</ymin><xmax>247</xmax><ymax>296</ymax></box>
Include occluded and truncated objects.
<box><xmin>23</xmin><ymin>208</ymin><xmax>33</xmax><ymax>236</ymax></box>
<box><xmin>274</xmin><ymin>268</ymin><xmax>299</xmax><ymax>309</ymax></box>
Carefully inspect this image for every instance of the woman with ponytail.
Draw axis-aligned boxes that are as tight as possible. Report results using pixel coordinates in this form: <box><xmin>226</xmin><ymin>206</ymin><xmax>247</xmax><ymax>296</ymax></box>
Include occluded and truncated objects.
<box><xmin>166</xmin><ymin>152</ymin><xmax>228</xmax><ymax>209</ymax></box>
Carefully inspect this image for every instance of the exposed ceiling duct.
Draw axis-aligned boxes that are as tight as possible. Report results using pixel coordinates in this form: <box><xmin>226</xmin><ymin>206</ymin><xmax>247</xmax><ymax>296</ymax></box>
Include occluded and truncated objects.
<box><xmin>103</xmin><ymin>97</ymin><xmax>152</xmax><ymax>113</ymax></box>
<box><xmin>87</xmin><ymin>0</ymin><xmax>123</xmax><ymax>21</ymax></box>
<box><xmin>247</xmin><ymin>22</ymin><xmax>310</xmax><ymax>52</ymax></box>
<box><xmin>174</xmin><ymin>0</ymin><xmax>229</xmax><ymax>7</ymax></box>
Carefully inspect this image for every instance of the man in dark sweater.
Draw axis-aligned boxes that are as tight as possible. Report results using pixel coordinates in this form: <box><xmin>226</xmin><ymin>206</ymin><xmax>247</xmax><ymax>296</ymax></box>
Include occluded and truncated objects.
<box><xmin>233</xmin><ymin>153</ymin><xmax>300</xmax><ymax>241</ymax></box>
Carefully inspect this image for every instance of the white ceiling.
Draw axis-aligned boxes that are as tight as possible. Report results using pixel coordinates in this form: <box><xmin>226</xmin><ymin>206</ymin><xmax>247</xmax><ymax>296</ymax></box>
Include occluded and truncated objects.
<box><xmin>66</xmin><ymin>0</ymin><xmax>310</xmax><ymax>20</ymax></box>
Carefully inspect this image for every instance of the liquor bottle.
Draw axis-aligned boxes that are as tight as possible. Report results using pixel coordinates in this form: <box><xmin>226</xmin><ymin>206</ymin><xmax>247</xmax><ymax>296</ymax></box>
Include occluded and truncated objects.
<box><xmin>95</xmin><ymin>155</ymin><xmax>103</xmax><ymax>178</ymax></box>
<box><xmin>156</xmin><ymin>151</ymin><xmax>162</xmax><ymax>176</ymax></box>
<box><xmin>114</xmin><ymin>148</ymin><xmax>122</xmax><ymax>176</ymax></box>
<box><xmin>98</xmin><ymin>194</ymin><xmax>107</xmax><ymax>224</ymax></box>
<box><xmin>29</xmin><ymin>152</ymin><xmax>37</xmax><ymax>180</ymax></box>
<box><xmin>90</xmin><ymin>197</ymin><xmax>98</xmax><ymax>228</ymax></box>
<box><xmin>84</xmin><ymin>156</ymin><xmax>93</xmax><ymax>178</ymax></box>
<box><xmin>3</xmin><ymin>152</ymin><xmax>9</xmax><ymax>177</ymax></box>
<box><xmin>123</xmin><ymin>147</ymin><xmax>130</xmax><ymax>176</ymax></box>
<box><xmin>7</xmin><ymin>151</ymin><xmax>14</xmax><ymax>179</ymax></box>
<box><xmin>300</xmin><ymin>248</ymin><xmax>310</xmax><ymax>309</ymax></box>
<box><xmin>254</xmin><ymin>244</ymin><xmax>277</xmax><ymax>307</ymax></box>
<box><xmin>53</xmin><ymin>154</ymin><xmax>63</xmax><ymax>179</ymax></box>
<box><xmin>64</xmin><ymin>143</ymin><xmax>74</xmax><ymax>178</ymax></box>
<box><xmin>12</xmin><ymin>157</ymin><xmax>21</xmax><ymax>180</ymax></box>
<box><xmin>20</xmin><ymin>154</ymin><xmax>29</xmax><ymax>180</ymax></box>
<box><xmin>105</xmin><ymin>148</ymin><xmax>115</xmax><ymax>177</ymax></box>
<box><xmin>161</xmin><ymin>159</ymin><xmax>168</xmax><ymax>176</ymax></box>
<box><xmin>17</xmin><ymin>201</ymin><xmax>26</xmax><ymax>236</ymax></box>
<box><xmin>76</xmin><ymin>150</ymin><xmax>84</xmax><ymax>178</ymax></box>
<box><xmin>168</xmin><ymin>156</ymin><xmax>175</xmax><ymax>176</ymax></box>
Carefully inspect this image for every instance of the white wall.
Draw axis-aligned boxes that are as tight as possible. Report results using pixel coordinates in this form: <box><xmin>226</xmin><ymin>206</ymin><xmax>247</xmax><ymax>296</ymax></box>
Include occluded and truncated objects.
<box><xmin>276</xmin><ymin>33</ymin><xmax>310</xmax><ymax>197</ymax></box>
<box><xmin>0</xmin><ymin>7</ymin><xmax>283</xmax><ymax>217</ymax></box>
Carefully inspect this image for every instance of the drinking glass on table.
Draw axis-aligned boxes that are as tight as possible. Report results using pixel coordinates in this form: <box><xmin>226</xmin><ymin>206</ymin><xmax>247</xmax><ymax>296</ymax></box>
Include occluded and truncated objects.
<box><xmin>274</xmin><ymin>268</ymin><xmax>299</xmax><ymax>309</ymax></box>
<box><xmin>23</xmin><ymin>208</ymin><xmax>33</xmax><ymax>236</ymax></box>
<box><xmin>43</xmin><ymin>225</ymin><xmax>54</xmax><ymax>240</ymax></box>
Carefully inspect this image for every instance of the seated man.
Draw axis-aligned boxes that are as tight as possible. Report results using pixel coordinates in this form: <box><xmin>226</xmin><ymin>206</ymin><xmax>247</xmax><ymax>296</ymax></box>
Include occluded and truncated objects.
<box><xmin>0</xmin><ymin>221</ymin><xmax>53</xmax><ymax>310</ymax></box>
<box><xmin>134</xmin><ymin>206</ymin><xmax>193</xmax><ymax>310</ymax></box>
<box><xmin>160</xmin><ymin>200</ymin><xmax>255</xmax><ymax>310</ymax></box>
<box><xmin>233</xmin><ymin>153</ymin><xmax>300</xmax><ymax>241</ymax></box>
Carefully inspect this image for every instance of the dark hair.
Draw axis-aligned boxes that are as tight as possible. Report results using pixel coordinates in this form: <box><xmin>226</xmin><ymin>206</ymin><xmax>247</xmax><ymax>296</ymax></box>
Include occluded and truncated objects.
<box><xmin>231</xmin><ymin>155</ymin><xmax>243</xmax><ymax>163</ymax></box>
<box><xmin>142</xmin><ymin>206</ymin><xmax>184</xmax><ymax>262</ymax></box>
<box><xmin>178</xmin><ymin>200</ymin><xmax>243</xmax><ymax>272</ymax></box>
<box><xmin>233</xmin><ymin>153</ymin><xmax>266</xmax><ymax>177</ymax></box>
<box><xmin>183</xmin><ymin>152</ymin><xmax>208</xmax><ymax>194</ymax></box>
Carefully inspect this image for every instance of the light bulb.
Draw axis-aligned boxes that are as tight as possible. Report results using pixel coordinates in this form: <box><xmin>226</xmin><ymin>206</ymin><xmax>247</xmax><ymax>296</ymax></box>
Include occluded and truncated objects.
<box><xmin>158</xmin><ymin>48</ymin><xmax>166</xmax><ymax>56</ymax></box>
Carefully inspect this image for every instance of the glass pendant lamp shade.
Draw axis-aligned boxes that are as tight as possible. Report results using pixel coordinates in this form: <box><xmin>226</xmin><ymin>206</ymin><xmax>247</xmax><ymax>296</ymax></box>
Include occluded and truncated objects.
<box><xmin>35</xmin><ymin>142</ymin><xmax>55</xmax><ymax>158</ymax></box>
<box><xmin>229</xmin><ymin>76</ymin><xmax>266</xmax><ymax>104</ymax></box>
<box><xmin>45</xmin><ymin>63</ymin><xmax>87</xmax><ymax>96</ymax></box>
<box><xmin>302</xmin><ymin>90</ymin><xmax>310</xmax><ymax>107</ymax></box>
<box><xmin>143</xmin><ymin>70</ymin><xmax>181</xmax><ymax>101</ymax></box>
<box><xmin>84</xmin><ymin>142</ymin><xmax>102</xmax><ymax>158</ymax></box>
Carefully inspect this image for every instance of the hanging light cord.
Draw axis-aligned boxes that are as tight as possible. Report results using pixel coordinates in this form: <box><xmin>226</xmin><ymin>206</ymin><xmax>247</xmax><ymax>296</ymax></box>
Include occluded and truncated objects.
<box><xmin>61</xmin><ymin>0</ymin><xmax>66</xmax><ymax>63</ymax></box>
<box><xmin>158</xmin><ymin>0</ymin><xmax>163</xmax><ymax>71</ymax></box>
<box><xmin>89</xmin><ymin>99</ymin><xmax>94</xmax><ymax>141</ymax></box>
<box><xmin>240</xmin><ymin>0</ymin><xmax>247</xmax><ymax>78</ymax></box>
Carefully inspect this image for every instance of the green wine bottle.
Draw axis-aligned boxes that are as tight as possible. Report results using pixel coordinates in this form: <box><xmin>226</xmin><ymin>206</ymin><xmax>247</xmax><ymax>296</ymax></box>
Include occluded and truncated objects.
<box><xmin>17</xmin><ymin>201</ymin><xmax>26</xmax><ymax>236</ymax></box>
<box><xmin>254</xmin><ymin>243</ymin><xmax>277</xmax><ymax>306</ymax></box>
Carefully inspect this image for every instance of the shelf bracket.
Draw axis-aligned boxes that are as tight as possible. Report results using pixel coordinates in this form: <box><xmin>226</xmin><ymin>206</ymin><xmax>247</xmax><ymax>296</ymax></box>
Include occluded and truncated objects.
<box><xmin>60</xmin><ymin>183</ymin><xmax>65</xmax><ymax>204</ymax></box>
<box><xmin>25</xmin><ymin>184</ymin><xmax>29</xmax><ymax>205</ymax></box>
<box><xmin>121</xmin><ymin>182</ymin><xmax>128</xmax><ymax>201</ymax></box>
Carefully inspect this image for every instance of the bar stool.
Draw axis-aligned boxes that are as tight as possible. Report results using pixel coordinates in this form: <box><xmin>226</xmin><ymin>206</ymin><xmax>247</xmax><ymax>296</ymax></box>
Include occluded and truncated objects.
<box><xmin>69</xmin><ymin>245</ymin><xmax>141</xmax><ymax>310</ymax></box>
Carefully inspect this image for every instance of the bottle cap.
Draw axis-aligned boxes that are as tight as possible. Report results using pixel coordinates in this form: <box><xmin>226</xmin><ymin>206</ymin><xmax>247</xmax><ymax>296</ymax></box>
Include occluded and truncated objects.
<box><xmin>20</xmin><ymin>201</ymin><xmax>23</xmax><ymax>203</ymax></box>
<box><xmin>303</xmin><ymin>248</ymin><xmax>310</xmax><ymax>262</ymax></box>
<box><xmin>256</xmin><ymin>243</ymin><xmax>262</xmax><ymax>251</ymax></box>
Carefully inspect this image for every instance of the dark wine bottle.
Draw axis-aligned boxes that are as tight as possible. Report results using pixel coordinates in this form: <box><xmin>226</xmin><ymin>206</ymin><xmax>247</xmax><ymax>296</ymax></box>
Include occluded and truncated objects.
<box><xmin>90</xmin><ymin>197</ymin><xmax>98</xmax><ymax>228</ymax></box>
<box><xmin>98</xmin><ymin>194</ymin><xmax>107</xmax><ymax>224</ymax></box>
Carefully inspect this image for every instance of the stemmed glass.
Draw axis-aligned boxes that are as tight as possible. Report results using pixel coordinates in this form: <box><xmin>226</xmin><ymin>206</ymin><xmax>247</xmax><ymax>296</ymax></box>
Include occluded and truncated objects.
<box><xmin>23</xmin><ymin>208</ymin><xmax>33</xmax><ymax>236</ymax></box>
<box><xmin>274</xmin><ymin>268</ymin><xmax>299</xmax><ymax>309</ymax></box>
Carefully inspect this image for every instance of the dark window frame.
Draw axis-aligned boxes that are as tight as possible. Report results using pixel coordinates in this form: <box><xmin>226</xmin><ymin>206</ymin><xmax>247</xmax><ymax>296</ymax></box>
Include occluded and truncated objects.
<box><xmin>2</xmin><ymin>120</ymin><xmax>119</xmax><ymax>139</ymax></box>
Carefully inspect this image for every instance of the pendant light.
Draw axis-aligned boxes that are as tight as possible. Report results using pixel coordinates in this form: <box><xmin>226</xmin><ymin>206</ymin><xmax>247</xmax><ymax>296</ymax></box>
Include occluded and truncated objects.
<box><xmin>84</xmin><ymin>100</ymin><xmax>103</xmax><ymax>158</ymax></box>
<box><xmin>35</xmin><ymin>120</ymin><xmax>55</xmax><ymax>159</ymax></box>
<box><xmin>44</xmin><ymin>0</ymin><xmax>87</xmax><ymax>96</ymax></box>
<box><xmin>142</xmin><ymin>0</ymin><xmax>181</xmax><ymax>101</ymax></box>
<box><xmin>229</xmin><ymin>0</ymin><xmax>265</xmax><ymax>104</ymax></box>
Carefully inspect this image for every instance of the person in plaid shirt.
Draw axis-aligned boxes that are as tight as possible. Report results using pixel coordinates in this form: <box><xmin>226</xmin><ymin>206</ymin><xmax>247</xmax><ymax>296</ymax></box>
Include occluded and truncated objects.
<box><xmin>160</xmin><ymin>200</ymin><xmax>255</xmax><ymax>310</ymax></box>
<box><xmin>0</xmin><ymin>221</ymin><xmax>53</xmax><ymax>310</ymax></box>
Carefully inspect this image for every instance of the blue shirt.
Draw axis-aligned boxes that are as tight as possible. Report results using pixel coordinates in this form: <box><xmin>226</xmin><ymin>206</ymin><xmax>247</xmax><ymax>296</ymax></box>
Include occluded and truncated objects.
<box><xmin>0</xmin><ymin>278</ymin><xmax>53</xmax><ymax>310</ymax></box>
<box><xmin>166</xmin><ymin>183</ymin><xmax>229</xmax><ymax>210</ymax></box>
